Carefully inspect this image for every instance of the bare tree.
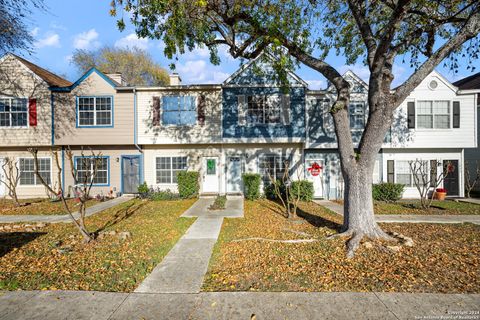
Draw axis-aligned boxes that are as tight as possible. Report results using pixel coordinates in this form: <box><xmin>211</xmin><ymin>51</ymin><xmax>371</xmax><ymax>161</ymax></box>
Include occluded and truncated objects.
<box><xmin>409</xmin><ymin>160</ymin><xmax>451</xmax><ymax>209</ymax></box>
<box><xmin>465</xmin><ymin>160</ymin><xmax>480</xmax><ymax>198</ymax></box>
<box><xmin>0</xmin><ymin>157</ymin><xmax>21</xmax><ymax>206</ymax></box>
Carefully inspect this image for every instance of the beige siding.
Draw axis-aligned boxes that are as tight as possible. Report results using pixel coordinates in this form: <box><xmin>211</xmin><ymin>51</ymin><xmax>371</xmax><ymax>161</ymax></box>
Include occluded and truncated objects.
<box><xmin>54</xmin><ymin>71</ymin><xmax>135</xmax><ymax>145</ymax></box>
<box><xmin>0</xmin><ymin>56</ymin><xmax>52</xmax><ymax>146</ymax></box>
<box><xmin>137</xmin><ymin>88</ymin><xmax>222</xmax><ymax>145</ymax></box>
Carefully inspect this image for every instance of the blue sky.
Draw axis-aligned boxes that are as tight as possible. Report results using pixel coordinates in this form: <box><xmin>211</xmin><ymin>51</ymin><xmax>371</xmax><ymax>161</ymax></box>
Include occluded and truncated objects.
<box><xmin>24</xmin><ymin>0</ymin><xmax>477</xmax><ymax>89</ymax></box>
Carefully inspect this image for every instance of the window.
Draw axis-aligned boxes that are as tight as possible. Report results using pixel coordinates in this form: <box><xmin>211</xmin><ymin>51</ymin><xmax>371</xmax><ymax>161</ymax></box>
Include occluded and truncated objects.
<box><xmin>77</xmin><ymin>96</ymin><xmax>113</xmax><ymax>127</ymax></box>
<box><xmin>156</xmin><ymin>156</ymin><xmax>187</xmax><ymax>184</ymax></box>
<box><xmin>348</xmin><ymin>102</ymin><xmax>365</xmax><ymax>129</ymax></box>
<box><xmin>162</xmin><ymin>96</ymin><xmax>196</xmax><ymax>125</ymax></box>
<box><xmin>75</xmin><ymin>157</ymin><xmax>109</xmax><ymax>185</ymax></box>
<box><xmin>259</xmin><ymin>155</ymin><xmax>289</xmax><ymax>183</ymax></box>
<box><xmin>417</xmin><ymin>101</ymin><xmax>450</xmax><ymax>129</ymax></box>
<box><xmin>247</xmin><ymin>95</ymin><xmax>281</xmax><ymax>125</ymax></box>
<box><xmin>395</xmin><ymin>160</ymin><xmax>428</xmax><ymax>187</ymax></box>
<box><xmin>0</xmin><ymin>97</ymin><xmax>28</xmax><ymax>127</ymax></box>
<box><xmin>19</xmin><ymin>158</ymin><xmax>51</xmax><ymax>185</ymax></box>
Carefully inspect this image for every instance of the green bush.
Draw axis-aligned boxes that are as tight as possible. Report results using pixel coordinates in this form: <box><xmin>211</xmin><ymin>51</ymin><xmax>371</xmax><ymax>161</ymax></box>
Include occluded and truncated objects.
<box><xmin>264</xmin><ymin>180</ymin><xmax>285</xmax><ymax>200</ymax></box>
<box><xmin>177</xmin><ymin>171</ymin><xmax>200</xmax><ymax>199</ymax></box>
<box><xmin>148</xmin><ymin>189</ymin><xmax>179</xmax><ymax>201</ymax></box>
<box><xmin>372</xmin><ymin>183</ymin><xmax>405</xmax><ymax>202</ymax></box>
<box><xmin>137</xmin><ymin>182</ymin><xmax>149</xmax><ymax>198</ymax></box>
<box><xmin>290</xmin><ymin>180</ymin><xmax>314</xmax><ymax>202</ymax></box>
<box><xmin>242</xmin><ymin>173</ymin><xmax>261</xmax><ymax>200</ymax></box>
<box><xmin>208</xmin><ymin>195</ymin><xmax>227</xmax><ymax>210</ymax></box>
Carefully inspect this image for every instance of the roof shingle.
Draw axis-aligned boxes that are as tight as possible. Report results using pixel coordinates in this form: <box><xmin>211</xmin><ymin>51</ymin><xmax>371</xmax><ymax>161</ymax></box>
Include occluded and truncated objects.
<box><xmin>453</xmin><ymin>72</ymin><xmax>480</xmax><ymax>90</ymax></box>
<box><xmin>11</xmin><ymin>54</ymin><xmax>72</xmax><ymax>87</ymax></box>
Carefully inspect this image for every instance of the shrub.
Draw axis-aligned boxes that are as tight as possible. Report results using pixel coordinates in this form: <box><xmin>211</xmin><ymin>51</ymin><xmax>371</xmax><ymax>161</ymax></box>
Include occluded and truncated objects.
<box><xmin>264</xmin><ymin>180</ymin><xmax>285</xmax><ymax>200</ymax></box>
<box><xmin>208</xmin><ymin>195</ymin><xmax>227</xmax><ymax>210</ymax></box>
<box><xmin>137</xmin><ymin>182</ymin><xmax>149</xmax><ymax>198</ymax></box>
<box><xmin>148</xmin><ymin>189</ymin><xmax>179</xmax><ymax>201</ymax></box>
<box><xmin>242</xmin><ymin>173</ymin><xmax>261</xmax><ymax>200</ymax></box>
<box><xmin>290</xmin><ymin>180</ymin><xmax>314</xmax><ymax>202</ymax></box>
<box><xmin>177</xmin><ymin>171</ymin><xmax>200</xmax><ymax>199</ymax></box>
<box><xmin>372</xmin><ymin>183</ymin><xmax>404</xmax><ymax>202</ymax></box>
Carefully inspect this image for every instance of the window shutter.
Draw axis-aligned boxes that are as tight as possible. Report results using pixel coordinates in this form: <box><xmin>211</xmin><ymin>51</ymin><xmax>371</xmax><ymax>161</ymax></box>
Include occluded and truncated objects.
<box><xmin>28</xmin><ymin>98</ymin><xmax>37</xmax><ymax>126</ymax></box>
<box><xmin>407</xmin><ymin>101</ymin><xmax>415</xmax><ymax>129</ymax></box>
<box><xmin>387</xmin><ymin>160</ymin><xmax>395</xmax><ymax>183</ymax></box>
<box><xmin>430</xmin><ymin>160</ymin><xmax>438</xmax><ymax>187</ymax></box>
<box><xmin>152</xmin><ymin>96</ymin><xmax>160</xmax><ymax>126</ymax></box>
<box><xmin>238</xmin><ymin>95</ymin><xmax>246</xmax><ymax>126</ymax></box>
<box><xmin>281</xmin><ymin>94</ymin><xmax>291</xmax><ymax>125</ymax></box>
<box><xmin>197</xmin><ymin>94</ymin><xmax>206</xmax><ymax>126</ymax></box>
<box><xmin>452</xmin><ymin>101</ymin><xmax>460</xmax><ymax>128</ymax></box>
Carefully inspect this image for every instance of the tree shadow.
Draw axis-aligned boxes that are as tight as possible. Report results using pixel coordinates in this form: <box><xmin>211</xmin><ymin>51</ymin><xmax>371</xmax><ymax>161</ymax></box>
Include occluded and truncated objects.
<box><xmin>94</xmin><ymin>201</ymin><xmax>146</xmax><ymax>234</ymax></box>
<box><xmin>0</xmin><ymin>232</ymin><xmax>47</xmax><ymax>257</ymax></box>
<box><xmin>258</xmin><ymin>199</ymin><xmax>289</xmax><ymax>218</ymax></box>
<box><xmin>296</xmin><ymin>207</ymin><xmax>343</xmax><ymax>232</ymax></box>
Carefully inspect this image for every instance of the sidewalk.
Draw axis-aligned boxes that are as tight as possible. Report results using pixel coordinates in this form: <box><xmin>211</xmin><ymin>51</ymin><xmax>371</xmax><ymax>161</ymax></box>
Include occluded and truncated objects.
<box><xmin>134</xmin><ymin>196</ymin><xmax>244</xmax><ymax>294</ymax></box>
<box><xmin>314</xmin><ymin>200</ymin><xmax>480</xmax><ymax>225</ymax></box>
<box><xmin>0</xmin><ymin>290</ymin><xmax>478</xmax><ymax>320</ymax></box>
<box><xmin>0</xmin><ymin>196</ymin><xmax>133</xmax><ymax>224</ymax></box>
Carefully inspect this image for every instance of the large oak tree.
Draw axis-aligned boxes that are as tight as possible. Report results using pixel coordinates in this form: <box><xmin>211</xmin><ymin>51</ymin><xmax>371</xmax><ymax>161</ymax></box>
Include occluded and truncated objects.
<box><xmin>111</xmin><ymin>0</ymin><xmax>480</xmax><ymax>256</ymax></box>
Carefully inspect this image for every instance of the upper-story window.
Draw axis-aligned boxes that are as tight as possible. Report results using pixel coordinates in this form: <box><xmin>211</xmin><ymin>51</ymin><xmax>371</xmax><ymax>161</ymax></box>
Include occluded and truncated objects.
<box><xmin>0</xmin><ymin>97</ymin><xmax>28</xmax><ymax>128</ymax></box>
<box><xmin>417</xmin><ymin>101</ymin><xmax>449</xmax><ymax>129</ymax></box>
<box><xmin>247</xmin><ymin>95</ymin><xmax>282</xmax><ymax>125</ymax></box>
<box><xmin>77</xmin><ymin>96</ymin><xmax>113</xmax><ymax>127</ymax></box>
<box><xmin>162</xmin><ymin>96</ymin><xmax>196</xmax><ymax>125</ymax></box>
<box><xmin>348</xmin><ymin>102</ymin><xmax>365</xmax><ymax>129</ymax></box>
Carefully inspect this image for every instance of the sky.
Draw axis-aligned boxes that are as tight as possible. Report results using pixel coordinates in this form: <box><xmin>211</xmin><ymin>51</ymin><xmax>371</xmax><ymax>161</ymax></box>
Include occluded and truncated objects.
<box><xmin>22</xmin><ymin>0</ymin><xmax>478</xmax><ymax>89</ymax></box>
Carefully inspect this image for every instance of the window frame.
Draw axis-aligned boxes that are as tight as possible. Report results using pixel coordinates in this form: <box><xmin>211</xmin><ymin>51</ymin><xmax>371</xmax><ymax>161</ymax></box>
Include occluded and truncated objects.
<box><xmin>415</xmin><ymin>100</ymin><xmax>451</xmax><ymax>130</ymax></box>
<box><xmin>348</xmin><ymin>101</ymin><xmax>366</xmax><ymax>130</ymax></box>
<box><xmin>76</xmin><ymin>96</ymin><xmax>114</xmax><ymax>128</ymax></box>
<box><xmin>155</xmin><ymin>156</ymin><xmax>188</xmax><ymax>184</ymax></box>
<box><xmin>18</xmin><ymin>157</ymin><xmax>52</xmax><ymax>186</ymax></box>
<box><xmin>246</xmin><ymin>94</ymin><xmax>282</xmax><ymax>125</ymax></box>
<box><xmin>394</xmin><ymin>160</ymin><xmax>431</xmax><ymax>188</ymax></box>
<box><xmin>74</xmin><ymin>156</ymin><xmax>110</xmax><ymax>186</ymax></box>
<box><xmin>0</xmin><ymin>97</ymin><xmax>29</xmax><ymax>128</ymax></box>
<box><xmin>258</xmin><ymin>154</ymin><xmax>290</xmax><ymax>183</ymax></box>
<box><xmin>161</xmin><ymin>95</ymin><xmax>197</xmax><ymax>127</ymax></box>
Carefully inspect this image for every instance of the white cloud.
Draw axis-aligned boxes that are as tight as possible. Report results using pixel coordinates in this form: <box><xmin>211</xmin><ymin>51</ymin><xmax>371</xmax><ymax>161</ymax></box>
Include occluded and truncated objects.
<box><xmin>50</xmin><ymin>22</ymin><xmax>67</xmax><ymax>31</ymax></box>
<box><xmin>115</xmin><ymin>33</ymin><xmax>149</xmax><ymax>50</ymax></box>
<box><xmin>73</xmin><ymin>29</ymin><xmax>101</xmax><ymax>50</ymax></box>
<box><xmin>34</xmin><ymin>33</ymin><xmax>61</xmax><ymax>48</ymax></box>
<box><xmin>175</xmin><ymin>59</ymin><xmax>230</xmax><ymax>84</ymax></box>
<box><xmin>306</xmin><ymin>79</ymin><xmax>325</xmax><ymax>90</ymax></box>
<box><xmin>339</xmin><ymin>64</ymin><xmax>370</xmax><ymax>82</ymax></box>
<box><xmin>185</xmin><ymin>46</ymin><xmax>210</xmax><ymax>59</ymax></box>
<box><xmin>30</xmin><ymin>27</ymin><xmax>40</xmax><ymax>37</ymax></box>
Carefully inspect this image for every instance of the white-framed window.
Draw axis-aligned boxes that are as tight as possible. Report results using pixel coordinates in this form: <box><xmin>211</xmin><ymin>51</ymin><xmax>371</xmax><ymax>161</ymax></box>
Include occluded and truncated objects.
<box><xmin>0</xmin><ymin>97</ymin><xmax>28</xmax><ymax>128</ymax></box>
<box><xmin>77</xmin><ymin>96</ymin><xmax>113</xmax><ymax>127</ymax></box>
<box><xmin>247</xmin><ymin>95</ymin><xmax>282</xmax><ymax>125</ymax></box>
<box><xmin>19</xmin><ymin>158</ymin><xmax>51</xmax><ymax>185</ymax></box>
<box><xmin>259</xmin><ymin>154</ymin><xmax>289</xmax><ymax>183</ymax></box>
<box><xmin>75</xmin><ymin>157</ymin><xmax>109</xmax><ymax>185</ymax></box>
<box><xmin>348</xmin><ymin>102</ymin><xmax>365</xmax><ymax>129</ymax></box>
<box><xmin>395</xmin><ymin>160</ymin><xmax>429</xmax><ymax>187</ymax></box>
<box><xmin>417</xmin><ymin>100</ymin><xmax>450</xmax><ymax>129</ymax></box>
<box><xmin>155</xmin><ymin>156</ymin><xmax>187</xmax><ymax>184</ymax></box>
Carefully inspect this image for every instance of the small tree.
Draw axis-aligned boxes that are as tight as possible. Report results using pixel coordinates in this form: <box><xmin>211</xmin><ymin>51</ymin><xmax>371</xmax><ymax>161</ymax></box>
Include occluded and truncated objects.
<box><xmin>409</xmin><ymin>160</ymin><xmax>451</xmax><ymax>209</ymax></box>
<box><xmin>0</xmin><ymin>157</ymin><xmax>21</xmax><ymax>206</ymax></box>
<box><xmin>465</xmin><ymin>160</ymin><xmax>480</xmax><ymax>198</ymax></box>
<box><xmin>29</xmin><ymin>147</ymin><xmax>104</xmax><ymax>243</ymax></box>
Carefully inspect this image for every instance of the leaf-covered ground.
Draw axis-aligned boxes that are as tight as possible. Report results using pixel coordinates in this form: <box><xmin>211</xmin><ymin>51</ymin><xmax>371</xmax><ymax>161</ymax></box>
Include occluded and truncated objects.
<box><xmin>0</xmin><ymin>198</ymin><xmax>196</xmax><ymax>291</ymax></box>
<box><xmin>0</xmin><ymin>198</ymin><xmax>98</xmax><ymax>215</ymax></box>
<box><xmin>203</xmin><ymin>200</ymin><xmax>480</xmax><ymax>293</ymax></box>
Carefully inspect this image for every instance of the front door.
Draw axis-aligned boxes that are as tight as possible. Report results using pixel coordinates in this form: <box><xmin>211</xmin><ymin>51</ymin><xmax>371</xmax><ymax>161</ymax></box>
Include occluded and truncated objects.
<box><xmin>122</xmin><ymin>156</ymin><xmax>141</xmax><ymax>194</ymax></box>
<box><xmin>443</xmin><ymin>160</ymin><xmax>459</xmax><ymax>196</ymax></box>
<box><xmin>0</xmin><ymin>158</ymin><xmax>4</xmax><ymax>197</ymax></box>
<box><xmin>203</xmin><ymin>157</ymin><xmax>219</xmax><ymax>193</ymax></box>
<box><xmin>306</xmin><ymin>159</ymin><xmax>324</xmax><ymax>198</ymax></box>
<box><xmin>227</xmin><ymin>157</ymin><xmax>242</xmax><ymax>193</ymax></box>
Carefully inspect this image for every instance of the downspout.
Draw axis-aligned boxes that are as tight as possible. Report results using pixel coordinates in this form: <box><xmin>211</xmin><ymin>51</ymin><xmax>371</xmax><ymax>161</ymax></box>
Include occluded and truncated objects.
<box><xmin>133</xmin><ymin>88</ymin><xmax>144</xmax><ymax>184</ymax></box>
<box><xmin>51</xmin><ymin>92</ymin><xmax>55</xmax><ymax>146</ymax></box>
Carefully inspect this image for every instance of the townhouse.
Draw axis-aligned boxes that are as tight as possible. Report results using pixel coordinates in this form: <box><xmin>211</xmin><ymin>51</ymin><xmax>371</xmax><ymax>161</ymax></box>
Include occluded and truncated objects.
<box><xmin>0</xmin><ymin>52</ymin><xmax>477</xmax><ymax>199</ymax></box>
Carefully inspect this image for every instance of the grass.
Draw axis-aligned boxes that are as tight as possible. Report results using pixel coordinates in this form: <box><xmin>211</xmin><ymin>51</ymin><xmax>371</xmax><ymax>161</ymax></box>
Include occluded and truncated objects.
<box><xmin>0</xmin><ymin>198</ymin><xmax>99</xmax><ymax>216</ymax></box>
<box><xmin>203</xmin><ymin>199</ymin><xmax>480</xmax><ymax>293</ymax></box>
<box><xmin>0</xmin><ymin>198</ymin><xmax>196</xmax><ymax>292</ymax></box>
<box><xmin>209</xmin><ymin>195</ymin><xmax>227</xmax><ymax>210</ymax></box>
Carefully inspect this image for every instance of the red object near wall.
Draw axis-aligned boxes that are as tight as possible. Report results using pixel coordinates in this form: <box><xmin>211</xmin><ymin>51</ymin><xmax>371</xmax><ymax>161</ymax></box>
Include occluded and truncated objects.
<box><xmin>28</xmin><ymin>98</ymin><xmax>37</xmax><ymax>126</ymax></box>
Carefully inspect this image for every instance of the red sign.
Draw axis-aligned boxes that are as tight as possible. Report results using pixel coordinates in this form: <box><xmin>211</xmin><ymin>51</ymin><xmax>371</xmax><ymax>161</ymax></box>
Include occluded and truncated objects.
<box><xmin>308</xmin><ymin>162</ymin><xmax>323</xmax><ymax>176</ymax></box>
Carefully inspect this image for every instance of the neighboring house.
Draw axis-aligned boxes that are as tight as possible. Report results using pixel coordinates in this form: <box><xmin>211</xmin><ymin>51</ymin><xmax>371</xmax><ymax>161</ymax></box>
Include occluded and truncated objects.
<box><xmin>454</xmin><ymin>72</ymin><xmax>480</xmax><ymax>194</ymax></box>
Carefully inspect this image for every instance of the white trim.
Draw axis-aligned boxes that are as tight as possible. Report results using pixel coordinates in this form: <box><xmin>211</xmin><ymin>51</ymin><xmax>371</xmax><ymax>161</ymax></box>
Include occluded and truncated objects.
<box><xmin>154</xmin><ymin>155</ymin><xmax>188</xmax><ymax>185</ymax></box>
<box><xmin>0</xmin><ymin>96</ymin><xmax>29</xmax><ymax>129</ymax></box>
<box><xmin>16</xmin><ymin>156</ymin><xmax>53</xmax><ymax>187</ymax></box>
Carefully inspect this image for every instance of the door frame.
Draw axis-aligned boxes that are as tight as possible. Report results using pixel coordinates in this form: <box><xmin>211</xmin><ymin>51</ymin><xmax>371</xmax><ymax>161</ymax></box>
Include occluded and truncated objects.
<box><xmin>443</xmin><ymin>159</ymin><xmax>459</xmax><ymax>196</ymax></box>
<box><xmin>226</xmin><ymin>156</ymin><xmax>244</xmax><ymax>194</ymax></box>
<box><xmin>305</xmin><ymin>158</ymin><xmax>325</xmax><ymax>199</ymax></box>
<box><xmin>202</xmin><ymin>156</ymin><xmax>220</xmax><ymax>194</ymax></box>
<box><xmin>120</xmin><ymin>155</ymin><xmax>143</xmax><ymax>194</ymax></box>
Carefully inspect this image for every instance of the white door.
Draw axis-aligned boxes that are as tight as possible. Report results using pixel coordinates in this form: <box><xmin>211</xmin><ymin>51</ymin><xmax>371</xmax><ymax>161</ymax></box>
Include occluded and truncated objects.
<box><xmin>227</xmin><ymin>157</ymin><xmax>243</xmax><ymax>193</ymax></box>
<box><xmin>0</xmin><ymin>158</ymin><xmax>5</xmax><ymax>196</ymax></box>
<box><xmin>203</xmin><ymin>157</ymin><xmax>219</xmax><ymax>193</ymax></box>
<box><xmin>306</xmin><ymin>159</ymin><xmax>324</xmax><ymax>198</ymax></box>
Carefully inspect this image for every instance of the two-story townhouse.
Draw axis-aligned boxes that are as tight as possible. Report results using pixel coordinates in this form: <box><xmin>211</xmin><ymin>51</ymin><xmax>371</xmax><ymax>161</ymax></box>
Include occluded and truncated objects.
<box><xmin>0</xmin><ymin>54</ymin><xmax>71</xmax><ymax>198</ymax></box>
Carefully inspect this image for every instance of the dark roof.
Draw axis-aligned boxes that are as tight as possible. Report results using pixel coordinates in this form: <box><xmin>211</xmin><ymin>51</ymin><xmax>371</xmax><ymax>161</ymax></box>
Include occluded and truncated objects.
<box><xmin>453</xmin><ymin>72</ymin><xmax>480</xmax><ymax>90</ymax></box>
<box><xmin>11</xmin><ymin>54</ymin><xmax>72</xmax><ymax>87</ymax></box>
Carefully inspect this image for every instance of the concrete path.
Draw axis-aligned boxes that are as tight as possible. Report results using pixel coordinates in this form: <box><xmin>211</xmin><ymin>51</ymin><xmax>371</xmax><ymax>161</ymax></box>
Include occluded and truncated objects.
<box><xmin>457</xmin><ymin>197</ymin><xmax>480</xmax><ymax>205</ymax></box>
<box><xmin>314</xmin><ymin>199</ymin><xmax>480</xmax><ymax>225</ymax></box>
<box><xmin>0</xmin><ymin>196</ymin><xmax>133</xmax><ymax>224</ymax></box>
<box><xmin>0</xmin><ymin>290</ymin><xmax>478</xmax><ymax>320</ymax></box>
<box><xmin>135</xmin><ymin>196</ymin><xmax>243</xmax><ymax>294</ymax></box>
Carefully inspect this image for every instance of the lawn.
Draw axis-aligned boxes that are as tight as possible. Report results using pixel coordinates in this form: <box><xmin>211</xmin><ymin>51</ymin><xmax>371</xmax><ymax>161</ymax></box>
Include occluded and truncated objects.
<box><xmin>0</xmin><ymin>198</ymin><xmax>99</xmax><ymax>215</ymax></box>
<box><xmin>0</xmin><ymin>198</ymin><xmax>196</xmax><ymax>291</ymax></box>
<box><xmin>203</xmin><ymin>199</ymin><xmax>480</xmax><ymax>293</ymax></box>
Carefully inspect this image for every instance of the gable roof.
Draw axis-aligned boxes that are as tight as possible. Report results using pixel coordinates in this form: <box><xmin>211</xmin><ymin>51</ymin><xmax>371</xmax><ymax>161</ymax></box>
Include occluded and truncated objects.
<box><xmin>51</xmin><ymin>67</ymin><xmax>119</xmax><ymax>92</ymax></box>
<box><xmin>453</xmin><ymin>72</ymin><xmax>480</xmax><ymax>90</ymax></box>
<box><xmin>7</xmin><ymin>53</ymin><xmax>72</xmax><ymax>87</ymax></box>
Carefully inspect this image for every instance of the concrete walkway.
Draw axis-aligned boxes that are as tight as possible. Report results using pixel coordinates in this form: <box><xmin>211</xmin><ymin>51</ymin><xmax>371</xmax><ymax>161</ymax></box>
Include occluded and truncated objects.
<box><xmin>0</xmin><ymin>290</ymin><xmax>478</xmax><ymax>320</ymax></box>
<box><xmin>314</xmin><ymin>199</ymin><xmax>480</xmax><ymax>225</ymax></box>
<box><xmin>457</xmin><ymin>197</ymin><xmax>480</xmax><ymax>205</ymax></box>
<box><xmin>0</xmin><ymin>196</ymin><xmax>133</xmax><ymax>224</ymax></box>
<box><xmin>134</xmin><ymin>196</ymin><xmax>244</xmax><ymax>294</ymax></box>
